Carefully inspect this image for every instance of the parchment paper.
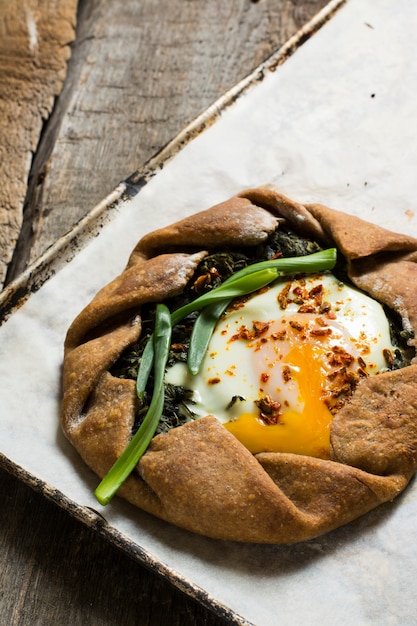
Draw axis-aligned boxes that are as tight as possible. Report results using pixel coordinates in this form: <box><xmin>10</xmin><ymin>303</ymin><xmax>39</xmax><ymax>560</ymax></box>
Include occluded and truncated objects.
<box><xmin>2</xmin><ymin>0</ymin><xmax>417</xmax><ymax>624</ymax></box>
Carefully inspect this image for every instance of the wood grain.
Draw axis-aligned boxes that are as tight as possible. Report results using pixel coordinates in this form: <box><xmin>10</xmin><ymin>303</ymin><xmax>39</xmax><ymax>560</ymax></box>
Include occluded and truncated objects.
<box><xmin>0</xmin><ymin>467</ymin><xmax>228</xmax><ymax>626</ymax></box>
<box><xmin>0</xmin><ymin>1</ymin><xmax>330</xmax><ymax>625</ymax></box>
<box><xmin>5</xmin><ymin>0</ymin><xmax>329</xmax><ymax>283</ymax></box>
<box><xmin>0</xmin><ymin>0</ymin><xmax>77</xmax><ymax>286</ymax></box>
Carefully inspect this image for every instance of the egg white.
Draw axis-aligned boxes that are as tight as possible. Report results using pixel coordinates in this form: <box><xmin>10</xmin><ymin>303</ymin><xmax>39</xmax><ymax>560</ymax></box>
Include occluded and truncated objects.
<box><xmin>165</xmin><ymin>272</ymin><xmax>396</xmax><ymax>427</ymax></box>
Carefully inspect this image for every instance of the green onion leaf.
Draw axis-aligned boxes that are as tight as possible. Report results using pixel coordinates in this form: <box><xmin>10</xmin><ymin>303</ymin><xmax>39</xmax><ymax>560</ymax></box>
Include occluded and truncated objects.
<box><xmin>136</xmin><ymin>338</ymin><xmax>154</xmax><ymax>399</ymax></box>
<box><xmin>170</xmin><ymin>267</ymin><xmax>276</xmax><ymax>324</ymax></box>
<box><xmin>173</xmin><ymin>248</ymin><xmax>336</xmax><ymax>324</ymax></box>
<box><xmin>95</xmin><ymin>303</ymin><xmax>172</xmax><ymax>505</ymax></box>
<box><xmin>187</xmin><ymin>298</ymin><xmax>233</xmax><ymax>375</ymax></box>
<box><xmin>223</xmin><ymin>247</ymin><xmax>337</xmax><ymax>282</ymax></box>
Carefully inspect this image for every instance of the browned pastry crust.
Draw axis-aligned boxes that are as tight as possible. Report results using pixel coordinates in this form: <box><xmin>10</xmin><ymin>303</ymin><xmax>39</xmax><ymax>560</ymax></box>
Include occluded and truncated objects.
<box><xmin>62</xmin><ymin>187</ymin><xmax>417</xmax><ymax>543</ymax></box>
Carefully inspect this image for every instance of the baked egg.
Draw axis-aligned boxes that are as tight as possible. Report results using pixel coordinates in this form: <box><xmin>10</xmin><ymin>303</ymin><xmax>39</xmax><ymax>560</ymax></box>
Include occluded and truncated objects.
<box><xmin>165</xmin><ymin>272</ymin><xmax>397</xmax><ymax>459</ymax></box>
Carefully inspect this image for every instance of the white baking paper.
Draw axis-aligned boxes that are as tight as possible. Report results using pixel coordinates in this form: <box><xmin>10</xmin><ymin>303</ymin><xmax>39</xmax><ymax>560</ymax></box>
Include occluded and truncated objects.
<box><xmin>2</xmin><ymin>0</ymin><xmax>417</xmax><ymax>624</ymax></box>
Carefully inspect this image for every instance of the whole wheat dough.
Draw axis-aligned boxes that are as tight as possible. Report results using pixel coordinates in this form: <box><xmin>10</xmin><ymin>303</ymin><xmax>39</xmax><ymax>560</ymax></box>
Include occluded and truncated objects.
<box><xmin>62</xmin><ymin>187</ymin><xmax>417</xmax><ymax>543</ymax></box>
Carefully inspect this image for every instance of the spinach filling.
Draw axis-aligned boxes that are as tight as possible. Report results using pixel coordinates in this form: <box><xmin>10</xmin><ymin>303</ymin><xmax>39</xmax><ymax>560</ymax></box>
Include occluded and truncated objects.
<box><xmin>111</xmin><ymin>224</ymin><xmax>413</xmax><ymax>436</ymax></box>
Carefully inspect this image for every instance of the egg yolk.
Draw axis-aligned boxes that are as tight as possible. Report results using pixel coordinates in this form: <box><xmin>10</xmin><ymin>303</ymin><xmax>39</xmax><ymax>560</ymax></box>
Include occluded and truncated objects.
<box><xmin>224</xmin><ymin>342</ymin><xmax>333</xmax><ymax>459</ymax></box>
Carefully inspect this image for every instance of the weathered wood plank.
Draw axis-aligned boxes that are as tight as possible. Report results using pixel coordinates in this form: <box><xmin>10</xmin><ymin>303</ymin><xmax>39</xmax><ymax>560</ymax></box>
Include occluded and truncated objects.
<box><xmin>0</xmin><ymin>0</ymin><xmax>77</xmax><ymax>286</ymax></box>
<box><xmin>5</xmin><ymin>0</ymin><xmax>329</xmax><ymax>282</ymax></box>
<box><xmin>0</xmin><ymin>467</ymin><xmax>228</xmax><ymax>626</ymax></box>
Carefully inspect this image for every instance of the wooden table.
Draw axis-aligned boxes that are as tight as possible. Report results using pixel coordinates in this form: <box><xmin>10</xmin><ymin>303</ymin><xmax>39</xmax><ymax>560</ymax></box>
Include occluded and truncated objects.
<box><xmin>0</xmin><ymin>2</ymin><xmax>329</xmax><ymax>623</ymax></box>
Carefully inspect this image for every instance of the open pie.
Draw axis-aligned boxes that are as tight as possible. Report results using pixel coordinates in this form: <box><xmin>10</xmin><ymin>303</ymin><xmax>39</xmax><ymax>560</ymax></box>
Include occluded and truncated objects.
<box><xmin>62</xmin><ymin>187</ymin><xmax>417</xmax><ymax>543</ymax></box>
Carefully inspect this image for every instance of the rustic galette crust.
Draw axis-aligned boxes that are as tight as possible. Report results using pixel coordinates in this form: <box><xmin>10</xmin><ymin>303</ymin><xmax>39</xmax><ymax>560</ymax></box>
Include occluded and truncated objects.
<box><xmin>62</xmin><ymin>188</ymin><xmax>417</xmax><ymax>543</ymax></box>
